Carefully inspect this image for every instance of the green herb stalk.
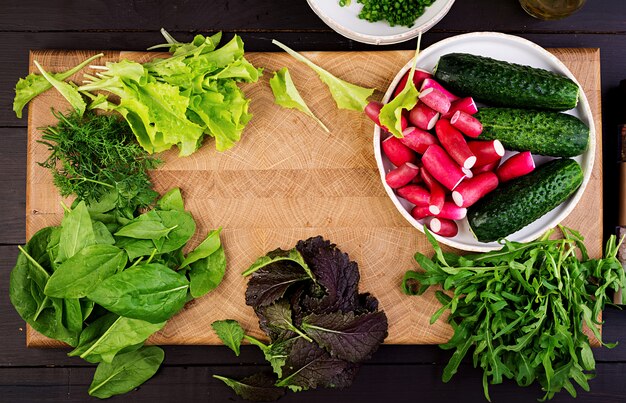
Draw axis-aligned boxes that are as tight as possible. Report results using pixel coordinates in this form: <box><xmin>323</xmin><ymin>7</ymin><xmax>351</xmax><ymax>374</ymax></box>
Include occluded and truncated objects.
<box><xmin>403</xmin><ymin>227</ymin><xmax>626</xmax><ymax>401</ymax></box>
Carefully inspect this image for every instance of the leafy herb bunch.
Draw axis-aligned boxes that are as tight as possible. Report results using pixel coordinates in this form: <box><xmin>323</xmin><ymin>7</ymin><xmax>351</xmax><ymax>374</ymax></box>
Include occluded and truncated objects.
<box><xmin>10</xmin><ymin>188</ymin><xmax>226</xmax><ymax>399</ymax></box>
<box><xmin>39</xmin><ymin>111</ymin><xmax>160</xmax><ymax>213</ymax></box>
<box><xmin>213</xmin><ymin>236</ymin><xmax>388</xmax><ymax>401</ymax></box>
<box><xmin>403</xmin><ymin>228</ymin><xmax>626</xmax><ymax>401</ymax></box>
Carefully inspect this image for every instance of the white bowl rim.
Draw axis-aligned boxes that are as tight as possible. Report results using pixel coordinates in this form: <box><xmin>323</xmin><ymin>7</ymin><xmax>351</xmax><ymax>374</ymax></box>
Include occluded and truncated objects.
<box><xmin>373</xmin><ymin>31</ymin><xmax>596</xmax><ymax>252</ymax></box>
<box><xmin>306</xmin><ymin>0</ymin><xmax>456</xmax><ymax>45</ymax></box>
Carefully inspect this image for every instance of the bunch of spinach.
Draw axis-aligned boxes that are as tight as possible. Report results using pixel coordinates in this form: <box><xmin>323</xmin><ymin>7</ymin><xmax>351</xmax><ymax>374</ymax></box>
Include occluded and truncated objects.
<box><xmin>402</xmin><ymin>227</ymin><xmax>626</xmax><ymax>401</ymax></box>
<box><xmin>9</xmin><ymin>188</ymin><xmax>226</xmax><ymax>399</ymax></box>
<box><xmin>14</xmin><ymin>29</ymin><xmax>261</xmax><ymax>157</ymax></box>
<box><xmin>211</xmin><ymin>236</ymin><xmax>388</xmax><ymax>401</ymax></box>
<box><xmin>38</xmin><ymin>110</ymin><xmax>160</xmax><ymax>213</ymax></box>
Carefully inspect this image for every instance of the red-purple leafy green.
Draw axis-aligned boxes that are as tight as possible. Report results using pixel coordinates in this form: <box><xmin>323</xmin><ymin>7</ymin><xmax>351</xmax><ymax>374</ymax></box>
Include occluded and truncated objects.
<box><xmin>213</xmin><ymin>372</ymin><xmax>285</xmax><ymax>402</ymax></box>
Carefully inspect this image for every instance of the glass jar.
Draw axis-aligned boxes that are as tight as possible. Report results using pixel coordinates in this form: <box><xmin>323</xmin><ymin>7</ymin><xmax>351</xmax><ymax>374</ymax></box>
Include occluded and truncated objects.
<box><xmin>519</xmin><ymin>0</ymin><xmax>587</xmax><ymax>20</ymax></box>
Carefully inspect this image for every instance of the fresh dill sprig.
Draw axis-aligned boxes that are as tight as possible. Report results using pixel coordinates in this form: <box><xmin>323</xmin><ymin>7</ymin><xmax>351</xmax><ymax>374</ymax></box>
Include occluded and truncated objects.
<box><xmin>38</xmin><ymin>110</ymin><xmax>161</xmax><ymax>211</ymax></box>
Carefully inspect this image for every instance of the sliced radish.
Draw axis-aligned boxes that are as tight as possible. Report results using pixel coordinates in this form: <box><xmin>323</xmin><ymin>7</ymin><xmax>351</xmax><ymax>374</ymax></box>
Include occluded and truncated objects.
<box><xmin>497</xmin><ymin>151</ymin><xmax>535</xmax><ymax>183</ymax></box>
<box><xmin>408</xmin><ymin>102</ymin><xmax>440</xmax><ymax>131</ymax></box>
<box><xmin>462</xmin><ymin>167</ymin><xmax>474</xmax><ymax>179</ymax></box>
<box><xmin>411</xmin><ymin>205</ymin><xmax>433</xmax><ymax>220</ymax></box>
<box><xmin>437</xmin><ymin>201</ymin><xmax>467</xmax><ymax>220</ymax></box>
<box><xmin>419</xmin><ymin>88</ymin><xmax>451</xmax><ymax>115</ymax></box>
<box><xmin>443</xmin><ymin>97</ymin><xmax>478</xmax><ymax>119</ymax></box>
<box><xmin>450</xmin><ymin>110</ymin><xmax>483</xmax><ymax>138</ymax></box>
<box><xmin>472</xmin><ymin>159</ymin><xmax>501</xmax><ymax>175</ymax></box>
<box><xmin>421</xmin><ymin>145</ymin><xmax>466</xmax><ymax>191</ymax></box>
<box><xmin>400</xmin><ymin>127</ymin><xmax>439</xmax><ymax>154</ymax></box>
<box><xmin>452</xmin><ymin>172</ymin><xmax>499</xmax><ymax>208</ymax></box>
<box><xmin>382</xmin><ymin>136</ymin><xmax>418</xmax><ymax>167</ymax></box>
<box><xmin>365</xmin><ymin>101</ymin><xmax>407</xmax><ymax>132</ymax></box>
<box><xmin>435</xmin><ymin>119</ymin><xmax>476</xmax><ymax>169</ymax></box>
<box><xmin>393</xmin><ymin>69</ymin><xmax>433</xmax><ymax>99</ymax></box>
<box><xmin>467</xmin><ymin>140</ymin><xmax>505</xmax><ymax>167</ymax></box>
<box><xmin>420</xmin><ymin>78</ymin><xmax>460</xmax><ymax>102</ymax></box>
<box><xmin>429</xmin><ymin>218</ymin><xmax>458</xmax><ymax>237</ymax></box>
<box><xmin>386</xmin><ymin>163</ymin><xmax>420</xmax><ymax>189</ymax></box>
<box><xmin>421</xmin><ymin>167</ymin><xmax>446</xmax><ymax>215</ymax></box>
<box><xmin>397</xmin><ymin>185</ymin><xmax>430</xmax><ymax>206</ymax></box>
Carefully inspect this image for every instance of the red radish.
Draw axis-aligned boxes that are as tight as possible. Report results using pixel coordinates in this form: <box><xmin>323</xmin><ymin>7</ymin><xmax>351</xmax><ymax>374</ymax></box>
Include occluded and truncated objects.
<box><xmin>411</xmin><ymin>205</ymin><xmax>433</xmax><ymax>220</ymax></box>
<box><xmin>393</xmin><ymin>69</ymin><xmax>433</xmax><ymax>99</ymax></box>
<box><xmin>397</xmin><ymin>185</ymin><xmax>430</xmax><ymax>206</ymax></box>
<box><xmin>382</xmin><ymin>136</ymin><xmax>417</xmax><ymax>167</ymax></box>
<box><xmin>421</xmin><ymin>145</ymin><xmax>466</xmax><ymax>191</ymax></box>
<box><xmin>419</xmin><ymin>88</ymin><xmax>451</xmax><ymax>115</ymax></box>
<box><xmin>386</xmin><ymin>163</ymin><xmax>420</xmax><ymax>188</ymax></box>
<box><xmin>452</xmin><ymin>172</ymin><xmax>499</xmax><ymax>208</ymax></box>
<box><xmin>365</xmin><ymin>101</ymin><xmax>407</xmax><ymax>131</ymax></box>
<box><xmin>472</xmin><ymin>159</ymin><xmax>501</xmax><ymax>175</ymax></box>
<box><xmin>450</xmin><ymin>110</ymin><xmax>483</xmax><ymax>138</ymax></box>
<box><xmin>420</xmin><ymin>78</ymin><xmax>460</xmax><ymax>102</ymax></box>
<box><xmin>429</xmin><ymin>218</ymin><xmax>458</xmax><ymax>237</ymax></box>
<box><xmin>462</xmin><ymin>167</ymin><xmax>474</xmax><ymax>179</ymax></box>
<box><xmin>443</xmin><ymin>97</ymin><xmax>478</xmax><ymax>119</ymax></box>
<box><xmin>421</xmin><ymin>167</ymin><xmax>446</xmax><ymax>215</ymax></box>
<box><xmin>435</xmin><ymin>120</ymin><xmax>477</xmax><ymax>169</ymax></box>
<box><xmin>400</xmin><ymin>127</ymin><xmax>439</xmax><ymax>154</ymax></box>
<box><xmin>409</xmin><ymin>102</ymin><xmax>440</xmax><ymax>131</ymax></box>
<box><xmin>497</xmin><ymin>151</ymin><xmax>535</xmax><ymax>183</ymax></box>
<box><xmin>467</xmin><ymin>140</ymin><xmax>505</xmax><ymax>166</ymax></box>
<box><xmin>437</xmin><ymin>201</ymin><xmax>467</xmax><ymax>220</ymax></box>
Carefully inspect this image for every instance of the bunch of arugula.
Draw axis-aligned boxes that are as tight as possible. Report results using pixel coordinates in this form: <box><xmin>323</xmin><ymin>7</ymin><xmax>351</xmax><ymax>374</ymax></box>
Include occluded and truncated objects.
<box><xmin>402</xmin><ymin>227</ymin><xmax>626</xmax><ymax>401</ymax></box>
<box><xmin>14</xmin><ymin>29</ymin><xmax>261</xmax><ymax>156</ymax></box>
<box><xmin>38</xmin><ymin>111</ymin><xmax>160</xmax><ymax>213</ymax></box>
<box><xmin>211</xmin><ymin>236</ymin><xmax>388</xmax><ymax>401</ymax></box>
<box><xmin>9</xmin><ymin>188</ymin><xmax>226</xmax><ymax>399</ymax></box>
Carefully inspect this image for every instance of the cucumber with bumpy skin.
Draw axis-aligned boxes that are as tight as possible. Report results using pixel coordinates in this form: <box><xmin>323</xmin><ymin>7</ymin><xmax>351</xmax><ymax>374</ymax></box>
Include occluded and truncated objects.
<box><xmin>434</xmin><ymin>53</ymin><xmax>580</xmax><ymax>111</ymax></box>
<box><xmin>475</xmin><ymin>107</ymin><xmax>589</xmax><ymax>157</ymax></box>
<box><xmin>468</xmin><ymin>158</ymin><xmax>583</xmax><ymax>243</ymax></box>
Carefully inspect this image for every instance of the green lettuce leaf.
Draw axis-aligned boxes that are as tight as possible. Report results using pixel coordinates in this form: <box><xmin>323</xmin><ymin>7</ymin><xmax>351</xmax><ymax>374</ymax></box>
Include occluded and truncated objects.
<box><xmin>269</xmin><ymin>67</ymin><xmax>329</xmax><ymax>132</ymax></box>
<box><xmin>34</xmin><ymin>60</ymin><xmax>86</xmax><ymax>117</ymax></box>
<box><xmin>272</xmin><ymin>39</ymin><xmax>374</xmax><ymax>111</ymax></box>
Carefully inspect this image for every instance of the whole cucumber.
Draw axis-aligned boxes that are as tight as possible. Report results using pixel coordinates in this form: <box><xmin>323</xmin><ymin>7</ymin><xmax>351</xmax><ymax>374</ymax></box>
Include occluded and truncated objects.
<box><xmin>475</xmin><ymin>107</ymin><xmax>589</xmax><ymax>157</ymax></box>
<box><xmin>434</xmin><ymin>53</ymin><xmax>580</xmax><ymax>111</ymax></box>
<box><xmin>468</xmin><ymin>158</ymin><xmax>583</xmax><ymax>243</ymax></box>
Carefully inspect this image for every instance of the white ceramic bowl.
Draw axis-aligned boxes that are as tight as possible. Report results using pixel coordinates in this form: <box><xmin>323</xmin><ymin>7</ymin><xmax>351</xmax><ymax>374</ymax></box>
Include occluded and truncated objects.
<box><xmin>373</xmin><ymin>32</ymin><xmax>596</xmax><ymax>252</ymax></box>
<box><xmin>307</xmin><ymin>0</ymin><xmax>455</xmax><ymax>45</ymax></box>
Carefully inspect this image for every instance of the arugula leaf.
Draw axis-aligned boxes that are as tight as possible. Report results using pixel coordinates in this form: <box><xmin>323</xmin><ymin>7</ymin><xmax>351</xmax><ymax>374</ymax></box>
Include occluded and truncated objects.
<box><xmin>213</xmin><ymin>372</ymin><xmax>285</xmax><ymax>402</ymax></box>
<box><xmin>269</xmin><ymin>67</ymin><xmax>329</xmax><ymax>132</ymax></box>
<box><xmin>44</xmin><ymin>244</ymin><xmax>127</xmax><ymax>298</ymax></box>
<box><xmin>272</xmin><ymin>40</ymin><xmax>374</xmax><ymax>111</ymax></box>
<box><xmin>14</xmin><ymin>53</ymin><xmax>102</xmax><ymax>118</ymax></box>
<box><xmin>211</xmin><ymin>319</ymin><xmax>245</xmax><ymax>356</ymax></box>
<box><xmin>33</xmin><ymin>60</ymin><xmax>86</xmax><ymax>117</ymax></box>
<box><xmin>379</xmin><ymin>34</ymin><xmax>422</xmax><ymax>137</ymax></box>
<box><xmin>301</xmin><ymin>311</ymin><xmax>387</xmax><ymax>362</ymax></box>
<box><xmin>188</xmin><ymin>245</ymin><xmax>226</xmax><ymax>298</ymax></box>
<box><xmin>87</xmin><ymin>263</ymin><xmax>189</xmax><ymax>324</ymax></box>
<box><xmin>89</xmin><ymin>346</ymin><xmax>164</xmax><ymax>399</ymax></box>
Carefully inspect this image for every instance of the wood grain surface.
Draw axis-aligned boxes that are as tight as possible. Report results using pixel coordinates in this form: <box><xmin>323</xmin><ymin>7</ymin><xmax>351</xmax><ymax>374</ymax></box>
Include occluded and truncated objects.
<box><xmin>25</xmin><ymin>47</ymin><xmax>602</xmax><ymax>348</ymax></box>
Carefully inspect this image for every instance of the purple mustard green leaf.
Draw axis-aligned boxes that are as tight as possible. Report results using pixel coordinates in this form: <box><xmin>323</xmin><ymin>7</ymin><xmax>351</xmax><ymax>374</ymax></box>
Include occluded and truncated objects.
<box><xmin>245</xmin><ymin>263</ymin><xmax>310</xmax><ymax>308</ymax></box>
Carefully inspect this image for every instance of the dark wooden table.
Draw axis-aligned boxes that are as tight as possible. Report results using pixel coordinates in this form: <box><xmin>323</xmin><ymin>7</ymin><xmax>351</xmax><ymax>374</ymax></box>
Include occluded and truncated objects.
<box><xmin>2</xmin><ymin>1</ymin><xmax>626</xmax><ymax>402</ymax></box>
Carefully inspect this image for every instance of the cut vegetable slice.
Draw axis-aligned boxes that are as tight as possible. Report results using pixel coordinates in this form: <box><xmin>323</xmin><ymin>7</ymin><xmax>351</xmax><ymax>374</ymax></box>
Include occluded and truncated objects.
<box><xmin>452</xmin><ymin>172</ymin><xmax>499</xmax><ymax>208</ymax></box>
<box><xmin>435</xmin><ymin>120</ymin><xmax>476</xmax><ymax>169</ymax></box>
<box><xmin>393</xmin><ymin>69</ymin><xmax>432</xmax><ymax>99</ymax></box>
<box><xmin>497</xmin><ymin>151</ymin><xmax>535</xmax><ymax>182</ymax></box>
<box><xmin>382</xmin><ymin>136</ymin><xmax>418</xmax><ymax>167</ymax></box>
<box><xmin>420</xmin><ymin>78</ymin><xmax>459</xmax><ymax>102</ymax></box>
<box><xmin>421</xmin><ymin>168</ymin><xmax>446</xmax><ymax>215</ymax></box>
<box><xmin>442</xmin><ymin>97</ymin><xmax>478</xmax><ymax>119</ymax></box>
<box><xmin>467</xmin><ymin>140</ymin><xmax>505</xmax><ymax>167</ymax></box>
<box><xmin>450</xmin><ymin>110</ymin><xmax>483</xmax><ymax>138</ymax></box>
<box><xmin>428</xmin><ymin>218</ymin><xmax>458</xmax><ymax>237</ymax></box>
<box><xmin>408</xmin><ymin>102</ymin><xmax>440</xmax><ymax>131</ymax></box>
<box><xmin>386</xmin><ymin>163</ymin><xmax>420</xmax><ymax>189</ymax></box>
<box><xmin>397</xmin><ymin>185</ymin><xmax>430</xmax><ymax>206</ymax></box>
<box><xmin>400</xmin><ymin>127</ymin><xmax>439</xmax><ymax>154</ymax></box>
<box><xmin>419</xmin><ymin>88</ymin><xmax>451</xmax><ymax>115</ymax></box>
<box><xmin>421</xmin><ymin>145</ymin><xmax>466</xmax><ymax>191</ymax></box>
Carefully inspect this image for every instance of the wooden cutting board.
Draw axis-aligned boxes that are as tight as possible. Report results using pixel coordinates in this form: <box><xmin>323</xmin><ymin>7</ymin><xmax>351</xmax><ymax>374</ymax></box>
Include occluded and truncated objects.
<box><xmin>25</xmin><ymin>47</ymin><xmax>602</xmax><ymax>347</ymax></box>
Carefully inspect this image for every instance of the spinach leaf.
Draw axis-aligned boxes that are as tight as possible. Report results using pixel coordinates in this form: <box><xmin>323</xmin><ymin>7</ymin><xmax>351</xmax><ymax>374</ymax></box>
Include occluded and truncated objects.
<box><xmin>57</xmin><ymin>201</ymin><xmax>96</xmax><ymax>263</ymax></box>
<box><xmin>156</xmin><ymin>187</ymin><xmax>185</xmax><ymax>211</ymax></box>
<box><xmin>89</xmin><ymin>346</ymin><xmax>164</xmax><ymax>399</ymax></box>
<box><xmin>114</xmin><ymin>215</ymin><xmax>174</xmax><ymax>240</ymax></box>
<box><xmin>272</xmin><ymin>40</ymin><xmax>374</xmax><ymax>111</ymax></box>
<box><xmin>211</xmin><ymin>319</ymin><xmax>245</xmax><ymax>356</ymax></box>
<box><xmin>9</xmin><ymin>227</ymin><xmax>80</xmax><ymax>346</ymax></box>
<box><xmin>92</xmin><ymin>221</ymin><xmax>115</xmax><ymax>245</ymax></box>
<box><xmin>180</xmin><ymin>228</ymin><xmax>222</xmax><ymax>269</ymax></box>
<box><xmin>213</xmin><ymin>372</ymin><xmax>285</xmax><ymax>402</ymax></box>
<box><xmin>87</xmin><ymin>263</ymin><xmax>188</xmax><ymax>323</ymax></box>
<box><xmin>115</xmin><ymin>237</ymin><xmax>156</xmax><ymax>260</ymax></box>
<box><xmin>154</xmin><ymin>210</ymin><xmax>196</xmax><ymax>253</ymax></box>
<box><xmin>269</xmin><ymin>67</ymin><xmax>329</xmax><ymax>132</ymax></box>
<box><xmin>301</xmin><ymin>311</ymin><xmax>388</xmax><ymax>362</ymax></box>
<box><xmin>69</xmin><ymin>314</ymin><xmax>165</xmax><ymax>363</ymax></box>
<box><xmin>63</xmin><ymin>298</ymin><xmax>85</xmax><ymax>334</ymax></box>
<box><xmin>44</xmin><ymin>244</ymin><xmax>126</xmax><ymax>298</ymax></box>
<box><xmin>188</xmin><ymin>245</ymin><xmax>226</xmax><ymax>298</ymax></box>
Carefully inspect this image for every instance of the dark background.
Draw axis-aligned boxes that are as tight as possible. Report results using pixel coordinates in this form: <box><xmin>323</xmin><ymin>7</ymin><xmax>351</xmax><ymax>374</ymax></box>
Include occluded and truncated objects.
<box><xmin>1</xmin><ymin>0</ymin><xmax>626</xmax><ymax>401</ymax></box>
